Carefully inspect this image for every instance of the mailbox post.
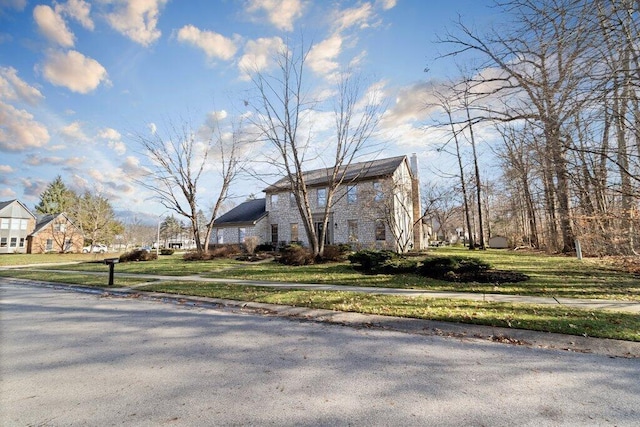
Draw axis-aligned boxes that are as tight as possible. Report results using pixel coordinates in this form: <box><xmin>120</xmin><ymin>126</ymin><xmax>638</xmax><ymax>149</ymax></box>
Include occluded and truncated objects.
<box><xmin>103</xmin><ymin>258</ymin><xmax>120</xmax><ymax>286</ymax></box>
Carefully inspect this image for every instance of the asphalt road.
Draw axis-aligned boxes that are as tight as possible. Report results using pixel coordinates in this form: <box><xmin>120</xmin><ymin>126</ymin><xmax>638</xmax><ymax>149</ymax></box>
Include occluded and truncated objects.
<box><xmin>2</xmin><ymin>283</ymin><xmax>639</xmax><ymax>426</ymax></box>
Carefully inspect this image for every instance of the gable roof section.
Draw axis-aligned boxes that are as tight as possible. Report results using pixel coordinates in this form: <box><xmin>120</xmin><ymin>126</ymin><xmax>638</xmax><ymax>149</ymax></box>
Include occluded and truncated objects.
<box><xmin>31</xmin><ymin>213</ymin><xmax>78</xmax><ymax>236</ymax></box>
<box><xmin>264</xmin><ymin>155</ymin><xmax>408</xmax><ymax>192</ymax></box>
<box><xmin>214</xmin><ymin>198</ymin><xmax>267</xmax><ymax>226</ymax></box>
<box><xmin>0</xmin><ymin>199</ymin><xmax>37</xmax><ymax>219</ymax></box>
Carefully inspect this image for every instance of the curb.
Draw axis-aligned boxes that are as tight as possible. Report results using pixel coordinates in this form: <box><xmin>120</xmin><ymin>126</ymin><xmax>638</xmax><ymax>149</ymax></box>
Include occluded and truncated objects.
<box><xmin>5</xmin><ymin>277</ymin><xmax>639</xmax><ymax>359</ymax></box>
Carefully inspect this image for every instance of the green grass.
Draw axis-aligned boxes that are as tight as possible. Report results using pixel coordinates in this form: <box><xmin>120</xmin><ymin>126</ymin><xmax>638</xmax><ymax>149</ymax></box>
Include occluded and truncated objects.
<box><xmin>138</xmin><ymin>281</ymin><xmax>640</xmax><ymax>342</ymax></box>
<box><xmin>0</xmin><ymin>269</ymin><xmax>157</xmax><ymax>287</ymax></box>
<box><xmin>24</xmin><ymin>254</ymin><xmax>243</xmax><ymax>275</ymax></box>
<box><xmin>5</xmin><ymin>248</ymin><xmax>639</xmax><ymax>300</ymax></box>
<box><xmin>205</xmin><ymin>247</ymin><xmax>640</xmax><ymax>301</ymax></box>
<box><xmin>0</xmin><ymin>252</ymin><xmax>113</xmax><ymax>266</ymax></box>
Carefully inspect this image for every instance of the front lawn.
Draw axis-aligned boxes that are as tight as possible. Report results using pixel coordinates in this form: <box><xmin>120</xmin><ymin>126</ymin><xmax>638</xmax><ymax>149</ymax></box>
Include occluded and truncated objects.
<box><xmin>5</xmin><ymin>247</ymin><xmax>639</xmax><ymax>301</ymax></box>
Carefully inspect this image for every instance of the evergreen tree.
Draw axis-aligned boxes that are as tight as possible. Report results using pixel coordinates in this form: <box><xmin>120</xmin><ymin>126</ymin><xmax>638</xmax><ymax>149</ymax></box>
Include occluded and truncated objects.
<box><xmin>35</xmin><ymin>176</ymin><xmax>75</xmax><ymax>214</ymax></box>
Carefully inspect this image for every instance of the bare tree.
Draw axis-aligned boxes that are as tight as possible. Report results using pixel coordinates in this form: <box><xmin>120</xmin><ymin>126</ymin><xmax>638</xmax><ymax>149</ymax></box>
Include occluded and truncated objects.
<box><xmin>246</xmin><ymin>43</ymin><xmax>383</xmax><ymax>257</ymax></box>
<box><xmin>439</xmin><ymin>0</ymin><xmax>598</xmax><ymax>253</ymax></box>
<box><xmin>134</xmin><ymin>115</ymin><xmax>243</xmax><ymax>253</ymax></box>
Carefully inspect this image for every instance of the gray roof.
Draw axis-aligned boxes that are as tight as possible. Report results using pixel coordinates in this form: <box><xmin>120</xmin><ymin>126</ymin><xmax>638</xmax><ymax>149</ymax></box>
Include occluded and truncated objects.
<box><xmin>214</xmin><ymin>198</ymin><xmax>267</xmax><ymax>226</ymax></box>
<box><xmin>31</xmin><ymin>213</ymin><xmax>77</xmax><ymax>235</ymax></box>
<box><xmin>264</xmin><ymin>155</ymin><xmax>408</xmax><ymax>192</ymax></box>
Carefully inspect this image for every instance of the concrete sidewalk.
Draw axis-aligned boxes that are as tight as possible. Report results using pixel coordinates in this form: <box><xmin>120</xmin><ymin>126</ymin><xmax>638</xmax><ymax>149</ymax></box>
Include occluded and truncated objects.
<box><xmin>4</xmin><ymin>266</ymin><xmax>640</xmax><ymax>313</ymax></box>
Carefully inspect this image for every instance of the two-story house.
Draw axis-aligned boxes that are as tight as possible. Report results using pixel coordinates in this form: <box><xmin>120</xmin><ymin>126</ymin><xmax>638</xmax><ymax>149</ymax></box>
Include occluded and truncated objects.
<box><xmin>212</xmin><ymin>155</ymin><xmax>423</xmax><ymax>252</ymax></box>
<box><xmin>0</xmin><ymin>199</ymin><xmax>37</xmax><ymax>254</ymax></box>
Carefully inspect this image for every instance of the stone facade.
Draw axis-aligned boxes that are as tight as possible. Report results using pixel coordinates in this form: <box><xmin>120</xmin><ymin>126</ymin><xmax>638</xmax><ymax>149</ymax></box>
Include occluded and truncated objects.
<box><xmin>213</xmin><ymin>215</ymin><xmax>269</xmax><ymax>245</ymax></box>
<box><xmin>265</xmin><ymin>156</ymin><xmax>419</xmax><ymax>252</ymax></box>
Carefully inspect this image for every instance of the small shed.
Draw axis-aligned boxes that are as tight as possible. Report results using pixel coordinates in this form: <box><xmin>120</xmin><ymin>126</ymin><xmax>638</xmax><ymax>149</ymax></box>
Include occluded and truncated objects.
<box><xmin>488</xmin><ymin>235</ymin><xmax>509</xmax><ymax>249</ymax></box>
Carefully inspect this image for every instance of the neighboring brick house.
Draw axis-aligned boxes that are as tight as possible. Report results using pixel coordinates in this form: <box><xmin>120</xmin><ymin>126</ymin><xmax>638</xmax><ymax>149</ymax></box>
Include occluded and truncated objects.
<box><xmin>27</xmin><ymin>213</ymin><xmax>84</xmax><ymax>254</ymax></box>
<box><xmin>262</xmin><ymin>155</ymin><xmax>423</xmax><ymax>252</ymax></box>
<box><xmin>0</xmin><ymin>199</ymin><xmax>37</xmax><ymax>254</ymax></box>
<box><xmin>211</xmin><ymin>198</ymin><xmax>268</xmax><ymax>245</ymax></box>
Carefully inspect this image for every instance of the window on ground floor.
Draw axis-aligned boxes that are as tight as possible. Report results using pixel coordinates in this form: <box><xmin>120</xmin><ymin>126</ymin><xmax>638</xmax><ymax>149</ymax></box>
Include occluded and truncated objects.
<box><xmin>46</xmin><ymin>239</ymin><xmax>53</xmax><ymax>251</ymax></box>
<box><xmin>0</xmin><ymin>237</ymin><xmax>6</xmax><ymax>247</ymax></box>
<box><xmin>348</xmin><ymin>220</ymin><xmax>358</xmax><ymax>242</ymax></box>
<box><xmin>10</xmin><ymin>237</ymin><xmax>17</xmax><ymax>247</ymax></box>
<box><xmin>290</xmin><ymin>223</ymin><xmax>298</xmax><ymax>242</ymax></box>
<box><xmin>238</xmin><ymin>227</ymin><xmax>246</xmax><ymax>243</ymax></box>
<box><xmin>375</xmin><ymin>219</ymin><xmax>386</xmax><ymax>241</ymax></box>
<box><xmin>271</xmin><ymin>224</ymin><xmax>279</xmax><ymax>244</ymax></box>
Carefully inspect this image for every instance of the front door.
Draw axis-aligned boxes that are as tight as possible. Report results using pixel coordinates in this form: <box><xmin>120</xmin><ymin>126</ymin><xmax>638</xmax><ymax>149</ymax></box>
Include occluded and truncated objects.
<box><xmin>314</xmin><ymin>220</ymin><xmax>331</xmax><ymax>245</ymax></box>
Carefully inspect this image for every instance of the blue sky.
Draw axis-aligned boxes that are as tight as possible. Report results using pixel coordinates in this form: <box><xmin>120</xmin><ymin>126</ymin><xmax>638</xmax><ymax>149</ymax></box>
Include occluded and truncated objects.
<box><xmin>0</xmin><ymin>0</ymin><xmax>498</xmax><ymax>219</ymax></box>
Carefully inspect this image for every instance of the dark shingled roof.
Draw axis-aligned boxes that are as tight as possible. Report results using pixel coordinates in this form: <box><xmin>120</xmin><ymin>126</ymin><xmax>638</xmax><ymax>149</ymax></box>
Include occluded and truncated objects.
<box><xmin>31</xmin><ymin>214</ymin><xmax>57</xmax><ymax>235</ymax></box>
<box><xmin>264</xmin><ymin>155</ymin><xmax>408</xmax><ymax>192</ymax></box>
<box><xmin>30</xmin><ymin>213</ymin><xmax>76</xmax><ymax>235</ymax></box>
<box><xmin>214</xmin><ymin>198</ymin><xmax>267</xmax><ymax>225</ymax></box>
<box><xmin>0</xmin><ymin>200</ymin><xmax>14</xmax><ymax>211</ymax></box>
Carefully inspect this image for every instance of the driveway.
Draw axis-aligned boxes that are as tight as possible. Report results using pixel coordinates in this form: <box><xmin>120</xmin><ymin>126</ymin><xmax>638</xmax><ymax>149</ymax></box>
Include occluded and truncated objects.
<box><xmin>2</xmin><ymin>283</ymin><xmax>639</xmax><ymax>426</ymax></box>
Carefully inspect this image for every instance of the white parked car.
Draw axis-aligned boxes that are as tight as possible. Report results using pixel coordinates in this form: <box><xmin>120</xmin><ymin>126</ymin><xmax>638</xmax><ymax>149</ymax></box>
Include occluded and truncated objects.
<box><xmin>82</xmin><ymin>244</ymin><xmax>108</xmax><ymax>253</ymax></box>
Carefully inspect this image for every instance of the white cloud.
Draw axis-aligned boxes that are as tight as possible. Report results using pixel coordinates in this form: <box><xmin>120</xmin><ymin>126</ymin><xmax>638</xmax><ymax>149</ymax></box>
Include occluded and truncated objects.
<box><xmin>98</xmin><ymin>127</ymin><xmax>121</xmax><ymax>140</ymax></box>
<box><xmin>334</xmin><ymin>2</ymin><xmax>374</xmax><ymax>32</ymax></box>
<box><xmin>99</xmin><ymin>127</ymin><xmax>126</xmax><ymax>155</ymax></box>
<box><xmin>376</xmin><ymin>0</ymin><xmax>396</xmax><ymax>10</ymax></box>
<box><xmin>177</xmin><ymin>25</ymin><xmax>237</xmax><ymax>61</ymax></box>
<box><xmin>120</xmin><ymin>155</ymin><xmax>149</xmax><ymax>176</ymax></box>
<box><xmin>105</xmin><ymin>0</ymin><xmax>167</xmax><ymax>46</ymax></box>
<box><xmin>0</xmin><ymin>67</ymin><xmax>44</xmax><ymax>106</ymax></box>
<box><xmin>148</xmin><ymin>122</ymin><xmax>157</xmax><ymax>134</ymax></box>
<box><xmin>33</xmin><ymin>4</ymin><xmax>75</xmax><ymax>47</ymax></box>
<box><xmin>20</xmin><ymin>177</ymin><xmax>49</xmax><ymax>198</ymax></box>
<box><xmin>57</xmin><ymin>0</ymin><xmax>94</xmax><ymax>30</ymax></box>
<box><xmin>40</xmin><ymin>50</ymin><xmax>109</xmax><ymax>94</ymax></box>
<box><xmin>0</xmin><ymin>164</ymin><xmax>14</xmax><ymax>173</ymax></box>
<box><xmin>307</xmin><ymin>34</ymin><xmax>342</xmax><ymax>77</ymax></box>
<box><xmin>238</xmin><ymin>36</ymin><xmax>285</xmax><ymax>80</ymax></box>
<box><xmin>0</xmin><ymin>188</ymin><xmax>16</xmax><ymax>198</ymax></box>
<box><xmin>60</xmin><ymin>121</ymin><xmax>89</xmax><ymax>142</ymax></box>
<box><xmin>245</xmin><ymin>0</ymin><xmax>303</xmax><ymax>32</ymax></box>
<box><xmin>0</xmin><ymin>102</ymin><xmax>50</xmax><ymax>151</ymax></box>
<box><xmin>24</xmin><ymin>154</ymin><xmax>84</xmax><ymax>167</ymax></box>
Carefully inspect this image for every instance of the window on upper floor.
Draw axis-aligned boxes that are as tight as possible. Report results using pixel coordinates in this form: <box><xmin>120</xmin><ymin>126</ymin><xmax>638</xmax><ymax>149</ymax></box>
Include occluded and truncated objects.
<box><xmin>290</xmin><ymin>192</ymin><xmax>297</xmax><ymax>207</ymax></box>
<box><xmin>317</xmin><ymin>188</ymin><xmax>327</xmax><ymax>208</ymax></box>
<box><xmin>1</xmin><ymin>218</ymin><xmax>9</xmax><ymax>229</ymax></box>
<box><xmin>373</xmin><ymin>182</ymin><xmax>383</xmax><ymax>202</ymax></box>
<box><xmin>347</xmin><ymin>185</ymin><xmax>357</xmax><ymax>204</ymax></box>
<box><xmin>270</xmin><ymin>193</ymin><xmax>279</xmax><ymax>206</ymax></box>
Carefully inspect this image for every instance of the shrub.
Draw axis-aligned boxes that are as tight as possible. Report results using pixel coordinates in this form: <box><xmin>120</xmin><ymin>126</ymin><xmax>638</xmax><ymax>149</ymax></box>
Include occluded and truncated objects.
<box><xmin>160</xmin><ymin>248</ymin><xmax>174</xmax><ymax>255</ymax></box>
<box><xmin>244</xmin><ymin>236</ymin><xmax>259</xmax><ymax>255</ymax></box>
<box><xmin>419</xmin><ymin>256</ymin><xmax>491</xmax><ymax>279</ymax></box>
<box><xmin>320</xmin><ymin>245</ymin><xmax>348</xmax><ymax>262</ymax></box>
<box><xmin>183</xmin><ymin>251</ymin><xmax>215</xmax><ymax>261</ymax></box>
<box><xmin>277</xmin><ymin>244</ymin><xmax>314</xmax><ymax>266</ymax></box>
<box><xmin>119</xmin><ymin>249</ymin><xmax>157</xmax><ymax>263</ymax></box>
<box><xmin>417</xmin><ymin>255</ymin><xmax>527</xmax><ymax>283</ymax></box>
<box><xmin>255</xmin><ymin>243</ymin><xmax>275</xmax><ymax>253</ymax></box>
<box><xmin>380</xmin><ymin>258</ymin><xmax>419</xmax><ymax>274</ymax></box>
<box><xmin>348</xmin><ymin>250</ymin><xmax>397</xmax><ymax>273</ymax></box>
